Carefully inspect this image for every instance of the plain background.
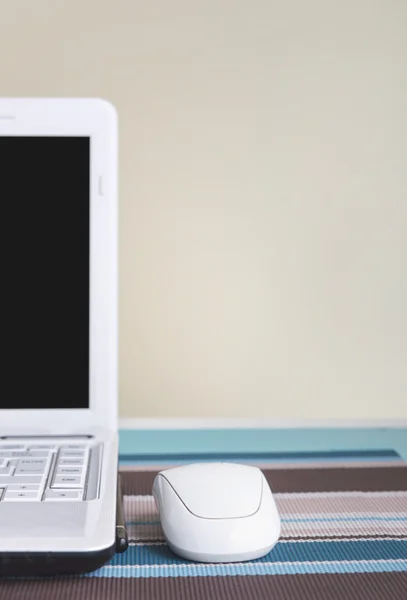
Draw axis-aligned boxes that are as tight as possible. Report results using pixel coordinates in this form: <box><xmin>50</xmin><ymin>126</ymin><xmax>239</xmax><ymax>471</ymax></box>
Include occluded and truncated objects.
<box><xmin>0</xmin><ymin>1</ymin><xmax>405</xmax><ymax>419</ymax></box>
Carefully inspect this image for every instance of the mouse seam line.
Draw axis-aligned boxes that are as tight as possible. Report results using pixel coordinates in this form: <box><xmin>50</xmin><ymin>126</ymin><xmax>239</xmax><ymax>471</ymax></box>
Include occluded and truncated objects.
<box><xmin>159</xmin><ymin>472</ymin><xmax>263</xmax><ymax>521</ymax></box>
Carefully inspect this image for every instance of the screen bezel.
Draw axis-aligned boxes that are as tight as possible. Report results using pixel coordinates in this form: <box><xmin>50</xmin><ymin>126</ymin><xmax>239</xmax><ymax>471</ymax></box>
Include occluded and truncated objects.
<box><xmin>0</xmin><ymin>98</ymin><xmax>118</xmax><ymax>434</ymax></box>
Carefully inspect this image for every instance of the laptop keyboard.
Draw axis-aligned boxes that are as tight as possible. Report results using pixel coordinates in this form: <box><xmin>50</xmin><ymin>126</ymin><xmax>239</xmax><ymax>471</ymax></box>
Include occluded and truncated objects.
<box><xmin>0</xmin><ymin>443</ymin><xmax>91</xmax><ymax>502</ymax></box>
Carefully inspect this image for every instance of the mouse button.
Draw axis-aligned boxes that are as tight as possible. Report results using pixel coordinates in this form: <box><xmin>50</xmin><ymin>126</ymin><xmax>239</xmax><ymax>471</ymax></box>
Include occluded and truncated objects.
<box><xmin>162</xmin><ymin>463</ymin><xmax>262</xmax><ymax>519</ymax></box>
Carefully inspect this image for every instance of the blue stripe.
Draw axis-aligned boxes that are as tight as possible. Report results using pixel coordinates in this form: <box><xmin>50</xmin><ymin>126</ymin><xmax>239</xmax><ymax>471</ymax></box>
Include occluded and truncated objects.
<box><xmin>90</xmin><ymin>560</ymin><xmax>407</xmax><ymax>578</ymax></box>
<box><xmin>119</xmin><ymin>449</ymin><xmax>399</xmax><ymax>463</ymax></box>
<box><xmin>108</xmin><ymin>540</ymin><xmax>407</xmax><ymax>567</ymax></box>
<box><xmin>118</xmin><ymin>428</ymin><xmax>407</xmax><ymax>463</ymax></box>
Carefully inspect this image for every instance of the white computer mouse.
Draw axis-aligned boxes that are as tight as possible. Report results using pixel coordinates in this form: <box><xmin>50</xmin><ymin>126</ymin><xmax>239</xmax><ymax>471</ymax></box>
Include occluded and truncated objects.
<box><xmin>152</xmin><ymin>462</ymin><xmax>281</xmax><ymax>563</ymax></box>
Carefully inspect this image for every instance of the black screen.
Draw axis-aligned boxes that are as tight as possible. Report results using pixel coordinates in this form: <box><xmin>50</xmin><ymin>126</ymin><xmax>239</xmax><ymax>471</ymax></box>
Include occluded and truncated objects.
<box><xmin>0</xmin><ymin>137</ymin><xmax>90</xmax><ymax>409</ymax></box>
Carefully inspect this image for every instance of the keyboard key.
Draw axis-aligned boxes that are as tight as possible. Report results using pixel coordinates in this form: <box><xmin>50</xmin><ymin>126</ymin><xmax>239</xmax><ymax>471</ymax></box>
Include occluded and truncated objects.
<box><xmin>0</xmin><ymin>451</ymin><xmax>49</xmax><ymax>458</ymax></box>
<box><xmin>44</xmin><ymin>490</ymin><xmax>83</xmax><ymax>501</ymax></box>
<box><xmin>52</xmin><ymin>475</ymin><xmax>83</xmax><ymax>488</ymax></box>
<box><xmin>0</xmin><ymin>476</ymin><xmax>42</xmax><ymax>485</ymax></box>
<box><xmin>56</xmin><ymin>466</ymin><xmax>83</xmax><ymax>475</ymax></box>
<box><xmin>57</xmin><ymin>458</ymin><xmax>84</xmax><ymax>466</ymax></box>
<box><xmin>61</xmin><ymin>445</ymin><xmax>87</xmax><ymax>450</ymax></box>
<box><xmin>0</xmin><ymin>459</ymin><xmax>7</xmax><ymax>468</ymax></box>
<box><xmin>7</xmin><ymin>484</ymin><xmax>40</xmax><ymax>491</ymax></box>
<box><xmin>28</xmin><ymin>445</ymin><xmax>57</xmax><ymax>451</ymax></box>
<box><xmin>23</xmin><ymin>451</ymin><xmax>51</xmax><ymax>457</ymax></box>
<box><xmin>15</xmin><ymin>461</ymin><xmax>48</xmax><ymax>475</ymax></box>
<box><xmin>0</xmin><ymin>466</ymin><xmax>14</xmax><ymax>476</ymax></box>
<box><xmin>16</xmin><ymin>458</ymin><xmax>48</xmax><ymax>469</ymax></box>
<box><xmin>3</xmin><ymin>491</ymin><xmax>39</xmax><ymax>501</ymax></box>
<box><xmin>59</xmin><ymin>450</ymin><xmax>86</xmax><ymax>458</ymax></box>
<box><xmin>0</xmin><ymin>451</ymin><xmax>26</xmax><ymax>458</ymax></box>
<box><xmin>18</xmin><ymin>458</ymin><xmax>48</xmax><ymax>465</ymax></box>
<box><xmin>0</xmin><ymin>445</ymin><xmax>26</xmax><ymax>450</ymax></box>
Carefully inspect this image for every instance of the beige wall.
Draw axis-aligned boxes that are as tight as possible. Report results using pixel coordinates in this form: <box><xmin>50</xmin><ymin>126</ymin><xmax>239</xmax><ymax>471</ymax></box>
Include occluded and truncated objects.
<box><xmin>1</xmin><ymin>1</ymin><xmax>406</xmax><ymax>419</ymax></box>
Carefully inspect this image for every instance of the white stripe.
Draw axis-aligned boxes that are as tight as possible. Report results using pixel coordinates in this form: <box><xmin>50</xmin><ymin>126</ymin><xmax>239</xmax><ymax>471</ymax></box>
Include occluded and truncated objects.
<box><xmin>103</xmin><ymin>559</ymin><xmax>407</xmax><ymax>570</ymax></box>
<box><xmin>129</xmin><ymin>541</ymin><xmax>166</xmax><ymax>546</ymax></box>
<box><xmin>274</xmin><ymin>491</ymin><xmax>407</xmax><ymax>499</ymax></box>
<box><xmin>119</xmin><ymin>417</ymin><xmax>407</xmax><ymax>429</ymax></box>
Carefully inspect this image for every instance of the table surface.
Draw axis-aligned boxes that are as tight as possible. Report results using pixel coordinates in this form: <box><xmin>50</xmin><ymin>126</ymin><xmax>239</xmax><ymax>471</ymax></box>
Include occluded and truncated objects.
<box><xmin>1</xmin><ymin>426</ymin><xmax>406</xmax><ymax>600</ymax></box>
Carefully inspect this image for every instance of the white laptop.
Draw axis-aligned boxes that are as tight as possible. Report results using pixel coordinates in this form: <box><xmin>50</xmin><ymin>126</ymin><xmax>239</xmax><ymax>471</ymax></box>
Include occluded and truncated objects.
<box><xmin>0</xmin><ymin>98</ymin><xmax>119</xmax><ymax>576</ymax></box>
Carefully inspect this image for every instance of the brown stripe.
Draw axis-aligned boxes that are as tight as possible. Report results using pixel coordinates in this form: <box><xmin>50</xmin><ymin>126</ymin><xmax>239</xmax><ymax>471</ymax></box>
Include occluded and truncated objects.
<box><xmin>1</xmin><ymin>572</ymin><xmax>407</xmax><ymax>600</ymax></box>
<box><xmin>121</xmin><ymin>470</ymin><xmax>156</xmax><ymax>496</ymax></box>
<box><xmin>264</xmin><ymin>466</ymin><xmax>407</xmax><ymax>493</ymax></box>
<box><xmin>120</xmin><ymin>466</ymin><xmax>407</xmax><ymax>495</ymax></box>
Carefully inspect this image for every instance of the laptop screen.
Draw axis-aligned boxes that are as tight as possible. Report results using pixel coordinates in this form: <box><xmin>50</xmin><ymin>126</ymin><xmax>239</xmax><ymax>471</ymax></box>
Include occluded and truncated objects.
<box><xmin>0</xmin><ymin>137</ymin><xmax>90</xmax><ymax>409</ymax></box>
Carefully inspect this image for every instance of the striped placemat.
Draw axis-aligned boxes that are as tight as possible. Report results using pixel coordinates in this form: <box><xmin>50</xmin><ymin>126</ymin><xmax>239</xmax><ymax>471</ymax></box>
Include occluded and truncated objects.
<box><xmin>1</xmin><ymin>449</ymin><xmax>407</xmax><ymax>599</ymax></box>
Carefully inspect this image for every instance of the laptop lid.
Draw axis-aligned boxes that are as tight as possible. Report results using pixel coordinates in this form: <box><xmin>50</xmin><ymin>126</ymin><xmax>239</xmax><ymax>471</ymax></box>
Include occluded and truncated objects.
<box><xmin>0</xmin><ymin>98</ymin><xmax>118</xmax><ymax>435</ymax></box>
